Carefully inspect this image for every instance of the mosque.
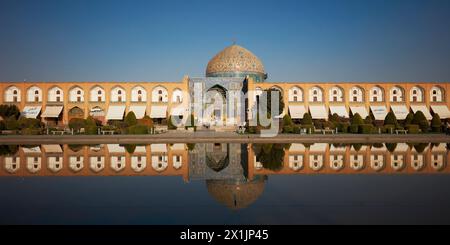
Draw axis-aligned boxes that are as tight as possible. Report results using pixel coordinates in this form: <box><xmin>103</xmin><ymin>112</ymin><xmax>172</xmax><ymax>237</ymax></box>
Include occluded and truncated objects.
<box><xmin>1</xmin><ymin>44</ymin><xmax>450</xmax><ymax>129</ymax></box>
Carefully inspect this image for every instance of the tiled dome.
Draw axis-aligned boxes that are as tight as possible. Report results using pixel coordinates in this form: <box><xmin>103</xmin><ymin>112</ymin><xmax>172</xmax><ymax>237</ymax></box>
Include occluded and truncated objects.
<box><xmin>206</xmin><ymin>45</ymin><xmax>265</xmax><ymax>79</ymax></box>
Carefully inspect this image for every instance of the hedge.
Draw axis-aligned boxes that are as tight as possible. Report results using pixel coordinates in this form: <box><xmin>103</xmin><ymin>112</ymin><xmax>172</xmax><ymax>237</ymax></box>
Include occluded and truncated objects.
<box><xmin>418</xmin><ymin>120</ymin><xmax>429</xmax><ymax>133</ymax></box>
<box><xmin>282</xmin><ymin>125</ymin><xmax>293</xmax><ymax>133</ymax></box>
<box><xmin>405</xmin><ymin>124</ymin><xmax>420</xmax><ymax>134</ymax></box>
<box><xmin>349</xmin><ymin>124</ymin><xmax>359</xmax><ymax>134</ymax></box>
<box><xmin>359</xmin><ymin>124</ymin><xmax>374</xmax><ymax>134</ymax></box>
<box><xmin>336</xmin><ymin>122</ymin><xmax>349</xmax><ymax>133</ymax></box>
<box><xmin>127</xmin><ymin>124</ymin><xmax>149</xmax><ymax>134</ymax></box>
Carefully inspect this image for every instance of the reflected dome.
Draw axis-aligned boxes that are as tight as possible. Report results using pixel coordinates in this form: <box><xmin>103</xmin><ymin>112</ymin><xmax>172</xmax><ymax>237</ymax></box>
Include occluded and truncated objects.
<box><xmin>206</xmin><ymin>176</ymin><xmax>266</xmax><ymax>210</ymax></box>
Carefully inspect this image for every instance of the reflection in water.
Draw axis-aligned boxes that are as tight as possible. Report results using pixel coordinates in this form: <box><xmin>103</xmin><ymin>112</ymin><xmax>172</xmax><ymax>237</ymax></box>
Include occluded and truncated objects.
<box><xmin>1</xmin><ymin>142</ymin><xmax>450</xmax><ymax>211</ymax></box>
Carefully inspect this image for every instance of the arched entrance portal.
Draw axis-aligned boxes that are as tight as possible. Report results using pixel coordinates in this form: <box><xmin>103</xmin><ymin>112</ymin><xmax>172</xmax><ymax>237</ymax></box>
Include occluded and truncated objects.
<box><xmin>205</xmin><ymin>85</ymin><xmax>227</xmax><ymax>127</ymax></box>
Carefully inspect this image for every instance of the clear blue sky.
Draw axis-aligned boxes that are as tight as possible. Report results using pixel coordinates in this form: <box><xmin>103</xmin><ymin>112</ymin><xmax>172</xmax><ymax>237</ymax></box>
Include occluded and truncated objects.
<box><xmin>0</xmin><ymin>0</ymin><xmax>449</xmax><ymax>82</ymax></box>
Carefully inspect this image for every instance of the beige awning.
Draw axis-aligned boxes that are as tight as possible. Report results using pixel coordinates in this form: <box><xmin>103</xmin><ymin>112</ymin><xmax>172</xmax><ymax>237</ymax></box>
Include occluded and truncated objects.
<box><xmin>106</xmin><ymin>106</ymin><xmax>126</xmax><ymax>120</ymax></box>
<box><xmin>22</xmin><ymin>106</ymin><xmax>42</xmax><ymax>119</ymax></box>
<box><xmin>432</xmin><ymin>143</ymin><xmax>447</xmax><ymax>152</ymax></box>
<box><xmin>329</xmin><ymin>105</ymin><xmax>349</xmax><ymax>118</ymax></box>
<box><xmin>41</xmin><ymin>106</ymin><xmax>63</xmax><ymax>118</ymax></box>
<box><xmin>129</xmin><ymin>105</ymin><xmax>147</xmax><ymax>119</ymax></box>
<box><xmin>395</xmin><ymin>143</ymin><xmax>409</xmax><ymax>152</ymax></box>
<box><xmin>134</xmin><ymin>146</ymin><xmax>147</xmax><ymax>153</ymax></box>
<box><xmin>370</xmin><ymin>106</ymin><xmax>388</xmax><ymax>120</ymax></box>
<box><xmin>350</xmin><ymin>106</ymin><xmax>368</xmax><ymax>119</ymax></box>
<box><xmin>151</xmin><ymin>144</ymin><xmax>167</xmax><ymax>152</ymax></box>
<box><xmin>107</xmin><ymin>144</ymin><xmax>125</xmax><ymax>153</ymax></box>
<box><xmin>431</xmin><ymin>105</ymin><xmax>450</xmax><ymax>119</ymax></box>
<box><xmin>171</xmin><ymin>143</ymin><xmax>186</xmax><ymax>150</ymax></box>
<box><xmin>43</xmin><ymin>144</ymin><xmax>63</xmax><ymax>153</ymax></box>
<box><xmin>410</xmin><ymin>105</ymin><xmax>432</xmax><ymax>120</ymax></box>
<box><xmin>288</xmin><ymin>105</ymin><xmax>307</xmax><ymax>119</ymax></box>
<box><xmin>150</xmin><ymin>106</ymin><xmax>167</xmax><ymax>118</ymax></box>
<box><xmin>21</xmin><ymin>146</ymin><xmax>41</xmax><ymax>153</ymax></box>
<box><xmin>391</xmin><ymin>105</ymin><xmax>409</xmax><ymax>120</ymax></box>
<box><xmin>309</xmin><ymin>105</ymin><xmax>328</xmax><ymax>119</ymax></box>
<box><xmin>289</xmin><ymin>143</ymin><xmax>305</xmax><ymax>151</ymax></box>
<box><xmin>309</xmin><ymin>143</ymin><xmax>327</xmax><ymax>152</ymax></box>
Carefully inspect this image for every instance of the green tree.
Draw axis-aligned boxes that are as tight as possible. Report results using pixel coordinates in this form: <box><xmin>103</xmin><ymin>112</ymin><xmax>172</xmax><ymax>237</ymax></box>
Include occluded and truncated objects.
<box><xmin>252</xmin><ymin>144</ymin><xmax>286</xmax><ymax>171</ymax></box>
<box><xmin>384</xmin><ymin>111</ymin><xmax>398</xmax><ymax>126</ymax></box>
<box><xmin>364</xmin><ymin>115</ymin><xmax>373</xmax><ymax>125</ymax></box>
<box><xmin>258</xmin><ymin>88</ymin><xmax>285</xmax><ymax>118</ymax></box>
<box><xmin>301</xmin><ymin>112</ymin><xmax>313</xmax><ymax>125</ymax></box>
<box><xmin>124</xmin><ymin>144</ymin><xmax>136</xmax><ymax>154</ymax></box>
<box><xmin>68</xmin><ymin>118</ymin><xmax>86</xmax><ymax>131</ymax></box>
<box><xmin>412</xmin><ymin>111</ymin><xmax>427</xmax><ymax>125</ymax></box>
<box><xmin>4</xmin><ymin>116</ymin><xmax>18</xmax><ymax>130</ymax></box>
<box><xmin>124</xmin><ymin>111</ymin><xmax>137</xmax><ymax>126</ymax></box>
<box><xmin>351</xmin><ymin>113</ymin><xmax>364</xmax><ymax>125</ymax></box>
<box><xmin>85</xmin><ymin>116</ymin><xmax>98</xmax><ymax>135</ymax></box>
<box><xmin>404</xmin><ymin>112</ymin><xmax>414</xmax><ymax>126</ymax></box>
<box><xmin>431</xmin><ymin>113</ymin><xmax>442</xmax><ymax>132</ymax></box>
<box><xmin>329</xmin><ymin>113</ymin><xmax>341</xmax><ymax>123</ymax></box>
<box><xmin>0</xmin><ymin>104</ymin><xmax>20</xmax><ymax>119</ymax></box>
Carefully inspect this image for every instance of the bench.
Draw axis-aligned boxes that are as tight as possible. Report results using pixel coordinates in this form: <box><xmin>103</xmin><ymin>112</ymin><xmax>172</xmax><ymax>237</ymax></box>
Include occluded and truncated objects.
<box><xmin>322</xmin><ymin>129</ymin><xmax>335</xmax><ymax>135</ymax></box>
<box><xmin>395</xmin><ymin>129</ymin><xmax>408</xmax><ymax>134</ymax></box>
<box><xmin>101</xmin><ymin>130</ymin><xmax>115</xmax><ymax>135</ymax></box>
<box><xmin>51</xmin><ymin>130</ymin><xmax>65</xmax><ymax>135</ymax></box>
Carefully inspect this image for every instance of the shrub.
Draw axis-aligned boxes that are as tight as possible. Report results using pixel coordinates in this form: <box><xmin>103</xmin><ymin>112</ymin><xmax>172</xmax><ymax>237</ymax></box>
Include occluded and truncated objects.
<box><xmin>0</xmin><ymin>120</ymin><xmax>5</xmax><ymax>130</ymax></box>
<box><xmin>124</xmin><ymin>111</ymin><xmax>137</xmax><ymax>127</ymax></box>
<box><xmin>85</xmin><ymin>125</ymin><xmax>98</xmax><ymax>135</ymax></box>
<box><xmin>137</xmin><ymin>116</ymin><xmax>153</xmax><ymax>127</ymax></box>
<box><xmin>282</xmin><ymin>125</ymin><xmax>293</xmax><ymax>133</ymax></box>
<box><xmin>359</xmin><ymin>124</ymin><xmax>374</xmax><ymax>134</ymax></box>
<box><xmin>21</xmin><ymin>128</ymin><xmax>41</xmax><ymax>135</ymax></box>
<box><xmin>384</xmin><ymin>111</ymin><xmax>398</xmax><ymax>126</ymax></box>
<box><xmin>336</xmin><ymin>122</ymin><xmax>350</xmax><ymax>133</ymax></box>
<box><xmin>187</xmin><ymin>143</ymin><xmax>196</xmax><ymax>151</ymax></box>
<box><xmin>418</xmin><ymin>120</ymin><xmax>429</xmax><ymax>133</ymax></box>
<box><xmin>85</xmin><ymin>116</ymin><xmax>97</xmax><ymax>126</ymax></box>
<box><xmin>247</xmin><ymin>126</ymin><xmax>257</xmax><ymax>134</ymax></box>
<box><xmin>405</xmin><ymin>124</ymin><xmax>420</xmax><ymax>134</ymax></box>
<box><xmin>127</xmin><ymin>124</ymin><xmax>149</xmax><ymax>134</ymax></box>
<box><xmin>185</xmin><ymin>113</ymin><xmax>196</xmax><ymax>131</ymax></box>
<box><xmin>167</xmin><ymin>116</ymin><xmax>177</xmax><ymax>130</ymax></box>
<box><xmin>404</xmin><ymin>112</ymin><xmax>414</xmax><ymax>126</ymax></box>
<box><xmin>293</xmin><ymin>125</ymin><xmax>301</xmax><ymax>134</ymax></box>
<box><xmin>412</xmin><ymin>111</ymin><xmax>427</xmax><ymax>125</ymax></box>
<box><xmin>18</xmin><ymin>117</ymin><xmax>42</xmax><ymax>129</ymax></box>
<box><xmin>301</xmin><ymin>112</ymin><xmax>313</xmax><ymax>125</ymax></box>
<box><xmin>68</xmin><ymin>118</ymin><xmax>86</xmax><ymax>131</ymax></box>
<box><xmin>349</xmin><ymin>124</ymin><xmax>359</xmax><ymax>134</ymax></box>
<box><xmin>431</xmin><ymin>113</ymin><xmax>442</xmax><ymax>133</ymax></box>
<box><xmin>5</xmin><ymin>116</ymin><xmax>18</xmax><ymax>130</ymax></box>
